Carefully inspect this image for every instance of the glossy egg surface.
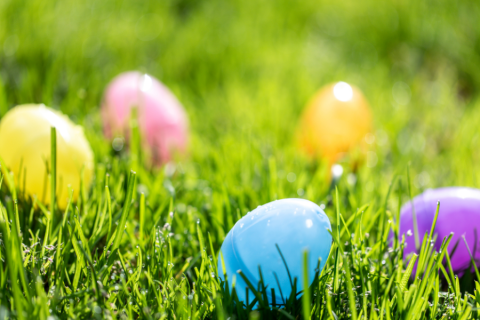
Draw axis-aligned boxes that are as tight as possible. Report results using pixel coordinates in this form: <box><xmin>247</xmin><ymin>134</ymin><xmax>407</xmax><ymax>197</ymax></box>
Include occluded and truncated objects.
<box><xmin>298</xmin><ymin>82</ymin><xmax>372</xmax><ymax>164</ymax></box>
<box><xmin>218</xmin><ymin>198</ymin><xmax>332</xmax><ymax>305</ymax></box>
<box><xmin>399</xmin><ymin>187</ymin><xmax>480</xmax><ymax>272</ymax></box>
<box><xmin>101</xmin><ymin>71</ymin><xmax>188</xmax><ymax>166</ymax></box>
<box><xmin>0</xmin><ymin>104</ymin><xmax>94</xmax><ymax>208</ymax></box>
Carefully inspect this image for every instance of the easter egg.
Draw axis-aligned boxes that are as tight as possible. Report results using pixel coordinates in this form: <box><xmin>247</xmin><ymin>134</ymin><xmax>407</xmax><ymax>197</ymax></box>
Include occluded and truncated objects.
<box><xmin>0</xmin><ymin>104</ymin><xmax>94</xmax><ymax>208</ymax></box>
<box><xmin>399</xmin><ymin>187</ymin><xmax>480</xmax><ymax>273</ymax></box>
<box><xmin>101</xmin><ymin>71</ymin><xmax>188</xmax><ymax>166</ymax></box>
<box><xmin>298</xmin><ymin>82</ymin><xmax>372</xmax><ymax>164</ymax></box>
<box><xmin>218</xmin><ymin>198</ymin><xmax>332</xmax><ymax>305</ymax></box>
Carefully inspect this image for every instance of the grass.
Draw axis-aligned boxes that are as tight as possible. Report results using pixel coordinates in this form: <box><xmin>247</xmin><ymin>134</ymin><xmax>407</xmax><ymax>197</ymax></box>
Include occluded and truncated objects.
<box><xmin>1</xmin><ymin>0</ymin><xmax>480</xmax><ymax>318</ymax></box>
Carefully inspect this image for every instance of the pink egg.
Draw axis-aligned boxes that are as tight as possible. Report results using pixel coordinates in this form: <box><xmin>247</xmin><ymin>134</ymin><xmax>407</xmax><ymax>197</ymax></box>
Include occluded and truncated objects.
<box><xmin>101</xmin><ymin>71</ymin><xmax>188</xmax><ymax>166</ymax></box>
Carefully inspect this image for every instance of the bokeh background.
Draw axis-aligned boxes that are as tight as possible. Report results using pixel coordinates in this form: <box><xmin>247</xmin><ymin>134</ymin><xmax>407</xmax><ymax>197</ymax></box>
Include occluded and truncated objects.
<box><xmin>2</xmin><ymin>0</ymin><xmax>480</xmax><ymax>311</ymax></box>
<box><xmin>1</xmin><ymin>0</ymin><xmax>480</xmax><ymax>228</ymax></box>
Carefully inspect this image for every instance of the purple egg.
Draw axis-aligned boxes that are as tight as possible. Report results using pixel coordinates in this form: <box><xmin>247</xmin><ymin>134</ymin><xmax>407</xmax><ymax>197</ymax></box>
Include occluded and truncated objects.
<box><xmin>399</xmin><ymin>187</ymin><xmax>480</xmax><ymax>273</ymax></box>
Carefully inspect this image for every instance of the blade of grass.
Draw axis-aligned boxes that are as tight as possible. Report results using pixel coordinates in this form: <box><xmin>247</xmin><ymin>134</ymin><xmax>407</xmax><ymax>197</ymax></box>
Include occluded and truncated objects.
<box><xmin>375</xmin><ymin>175</ymin><xmax>397</xmax><ymax>299</ymax></box>
<box><xmin>462</xmin><ymin>235</ymin><xmax>480</xmax><ymax>281</ymax></box>
<box><xmin>302</xmin><ymin>250</ymin><xmax>311</xmax><ymax>320</ymax></box>
<box><xmin>237</xmin><ymin>270</ymin><xmax>267</xmax><ymax>309</ymax></box>
<box><xmin>344</xmin><ymin>257</ymin><xmax>357</xmax><ymax>320</ymax></box>
<box><xmin>0</xmin><ymin>220</ymin><xmax>26</xmax><ymax>320</ymax></box>
<box><xmin>407</xmin><ymin>165</ymin><xmax>420</xmax><ymax>249</ymax></box>
<box><xmin>109</xmin><ymin>170</ymin><xmax>136</xmax><ymax>257</ymax></box>
<box><xmin>333</xmin><ymin>187</ymin><xmax>340</xmax><ymax>298</ymax></box>
<box><xmin>139</xmin><ymin>192</ymin><xmax>145</xmax><ymax>244</ymax></box>
<box><xmin>400</xmin><ymin>254</ymin><xmax>418</xmax><ymax>291</ymax></box>
<box><xmin>50</xmin><ymin>126</ymin><xmax>56</xmax><ymax>221</ymax></box>
<box><xmin>276</xmin><ymin>244</ymin><xmax>293</xmax><ymax>288</ymax></box>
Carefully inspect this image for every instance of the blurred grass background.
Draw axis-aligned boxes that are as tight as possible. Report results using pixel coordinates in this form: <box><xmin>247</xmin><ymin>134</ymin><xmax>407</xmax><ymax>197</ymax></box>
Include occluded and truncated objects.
<box><xmin>1</xmin><ymin>0</ymin><xmax>480</xmax><ymax>238</ymax></box>
<box><xmin>2</xmin><ymin>0</ymin><xmax>480</xmax><ymax>197</ymax></box>
<box><xmin>2</xmin><ymin>0</ymin><xmax>480</xmax><ymax>317</ymax></box>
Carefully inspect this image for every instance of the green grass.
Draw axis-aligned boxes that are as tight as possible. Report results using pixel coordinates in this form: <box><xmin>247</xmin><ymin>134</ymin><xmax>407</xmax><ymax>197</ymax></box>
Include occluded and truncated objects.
<box><xmin>2</xmin><ymin>0</ymin><xmax>480</xmax><ymax>318</ymax></box>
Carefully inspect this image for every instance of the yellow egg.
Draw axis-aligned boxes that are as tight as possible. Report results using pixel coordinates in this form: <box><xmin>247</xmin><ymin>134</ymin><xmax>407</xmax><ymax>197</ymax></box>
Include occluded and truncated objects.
<box><xmin>298</xmin><ymin>82</ymin><xmax>372</xmax><ymax>164</ymax></box>
<box><xmin>0</xmin><ymin>104</ymin><xmax>94</xmax><ymax>208</ymax></box>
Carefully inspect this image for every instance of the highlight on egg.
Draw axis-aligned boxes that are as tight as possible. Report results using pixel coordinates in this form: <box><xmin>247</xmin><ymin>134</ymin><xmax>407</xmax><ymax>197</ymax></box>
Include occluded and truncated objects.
<box><xmin>298</xmin><ymin>81</ymin><xmax>372</xmax><ymax>164</ymax></box>
<box><xmin>101</xmin><ymin>71</ymin><xmax>189</xmax><ymax>167</ymax></box>
<box><xmin>0</xmin><ymin>104</ymin><xmax>94</xmax><ymax>208</ymax></box>
<box><xmin>218</xmin><ymin>198</ymin><xmax>332</xmax><ymax>305</ymax></box>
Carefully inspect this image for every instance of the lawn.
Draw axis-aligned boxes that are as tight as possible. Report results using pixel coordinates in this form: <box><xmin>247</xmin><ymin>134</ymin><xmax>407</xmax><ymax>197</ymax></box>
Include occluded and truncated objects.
<box><xmin>1</xmin><ymin>0</ymin><xmax>480</xmax><ymax>318</ymax></box>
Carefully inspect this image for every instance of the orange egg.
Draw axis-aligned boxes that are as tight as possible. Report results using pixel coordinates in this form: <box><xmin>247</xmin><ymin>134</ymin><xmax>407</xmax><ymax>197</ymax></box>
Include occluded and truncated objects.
<box><xmin>298</xmin><ymin>82</ymin><xmax>372</xmax><ymax>164</ymax></box>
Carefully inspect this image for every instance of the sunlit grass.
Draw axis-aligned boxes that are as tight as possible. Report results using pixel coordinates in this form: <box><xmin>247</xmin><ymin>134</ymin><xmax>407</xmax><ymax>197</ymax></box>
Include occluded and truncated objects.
<box><xmin>1</xmin><ymin>0</ymin><xmax>480</xmax><ymax>318</ymax></box>
<box><xmin>0</xmin><ymin>128</ymin><xmax>478</xmax><ymax>319</ymax></box>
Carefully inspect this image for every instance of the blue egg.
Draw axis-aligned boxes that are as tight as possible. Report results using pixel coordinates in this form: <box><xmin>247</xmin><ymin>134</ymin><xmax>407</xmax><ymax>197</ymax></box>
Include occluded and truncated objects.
<box><xmin>218</xmin><ymin>198</ymin><xmax>332</xmax><ymax>305</ymax></box>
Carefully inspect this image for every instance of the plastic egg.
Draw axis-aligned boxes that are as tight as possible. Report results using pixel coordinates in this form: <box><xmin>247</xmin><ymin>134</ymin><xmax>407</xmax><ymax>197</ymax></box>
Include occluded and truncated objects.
<box><xmin>399</xmin><ymin>187</ymin><xmax>480</xmax><ymax>273</ymax></box>
<box><xmin>298</xmin><ymin>82</ymin><xmax>372</xmax><ymax>164</ymax></box>
<box><xmin>218</xmin><ymin>198</ymin><xmax>332</xmax><ymax>305</ymax></box>
<box><xmin>0</xmin><ymin>104</ymin><xmax>94</xmax><ymax>208</ymax></box>
<box><xmin>101</xmin><ymin>71</ymin><xmax>188</xmax><ymax>166</ymax></box>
